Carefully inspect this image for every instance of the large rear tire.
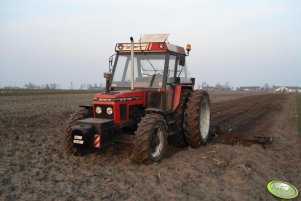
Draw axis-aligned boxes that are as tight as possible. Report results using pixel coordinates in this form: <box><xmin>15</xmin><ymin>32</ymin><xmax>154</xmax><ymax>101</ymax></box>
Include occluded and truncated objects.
<box><xmin>184</xmin><ymin>90</ymin><xmax>211</xmax><ymax>148</ymax></box>
<box><xmin>169</xmin><ymin>88</ymin><xmax>191</xmax><ymax>147</ymax></box>
<box><xmin>64</xmin><ymin>108</ymin><xmax>92</xmax><ymax>155</ymax></box>
<box><xmin>132</xmin><ymin>113</ymin><xmax>167</xmax><ymax>164</ymax></box>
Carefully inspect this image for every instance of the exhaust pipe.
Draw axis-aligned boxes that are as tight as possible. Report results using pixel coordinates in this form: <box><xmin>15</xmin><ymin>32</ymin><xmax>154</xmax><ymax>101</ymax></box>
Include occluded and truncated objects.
<box><xmin>104</xmin><ymin>72</ymin><xmax>112</xmax><ymax>93</ymax></box>
<box><xmin>130</xmin><ymin>37</ymin><xmax>135</xmax><ymax>90</ymax></box>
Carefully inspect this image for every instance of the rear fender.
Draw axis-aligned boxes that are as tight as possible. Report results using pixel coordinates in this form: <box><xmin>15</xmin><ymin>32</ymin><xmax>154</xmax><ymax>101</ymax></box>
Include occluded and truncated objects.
<box><xmin>173</xmin><ymin>86</ymin><xmax>182</xmax><ymax>111</ymax></box>
<box><xmin>172</xmin><ymin>86</ymin><xmax>193</xmax><ymax>111</ymax></box>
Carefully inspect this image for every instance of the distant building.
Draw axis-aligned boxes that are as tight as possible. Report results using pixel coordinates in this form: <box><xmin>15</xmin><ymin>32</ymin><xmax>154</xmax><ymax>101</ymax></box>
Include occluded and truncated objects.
<box><xmin>274</xmin><ymin>87</ymin><xmax>289</xmax><ymax>93</ymax></box>
<box><xmin>202</xmin><ymin>86</ymin><xmax>216</xmax><ymax>91</ymax></box>
<box><xmin>238</xmin><ymin>86</ymin><xmax>261</xmax><ymax>91</ymax></box>
<box><xmin>274</xmin><ymin>86</ymin><xmax>301</xmax><ymax>93</ymax></box>
<box><xmin>202</xmin><ymin>82</ymin><xmax>232</xmax><ymax>91</ymax></box>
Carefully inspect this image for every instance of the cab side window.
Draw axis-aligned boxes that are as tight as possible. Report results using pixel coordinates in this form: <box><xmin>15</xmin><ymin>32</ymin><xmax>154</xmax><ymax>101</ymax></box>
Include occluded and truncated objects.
<box><xmin>177</xmin><ymin>60</ymin><xmax>191</xmax><ymax>84</ymax></box>
<box><xmin>167</xmin><ymin>55</ymin><xmax>176</xmax><ymax>84</ymax></box>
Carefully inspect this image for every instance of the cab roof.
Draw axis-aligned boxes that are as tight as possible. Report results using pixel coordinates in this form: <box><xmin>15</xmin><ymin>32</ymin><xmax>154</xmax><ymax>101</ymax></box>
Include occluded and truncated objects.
<box><xmin>115</xmin><ymin>34</ymin><xmax>186</xmax><ymax>55</ymax></box>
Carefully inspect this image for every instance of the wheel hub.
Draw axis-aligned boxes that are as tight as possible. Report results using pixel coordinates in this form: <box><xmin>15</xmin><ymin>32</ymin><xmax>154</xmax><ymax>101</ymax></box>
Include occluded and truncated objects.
<box><xmin>199</xmin><ymin>100</ymin><xmax>210</xmax><ymax>140</ymax></box>
<box><xmin>150</xmin><ymin>127</ymin><xmax>164</xmax><ymax>158</ymax></box>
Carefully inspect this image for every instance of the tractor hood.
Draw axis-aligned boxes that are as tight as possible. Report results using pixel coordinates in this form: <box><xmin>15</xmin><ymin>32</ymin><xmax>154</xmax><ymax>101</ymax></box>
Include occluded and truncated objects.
<box><xmin>93</xmin><ymin>90</ymin><xmax>145</xmax><ymax>102</ymax></box>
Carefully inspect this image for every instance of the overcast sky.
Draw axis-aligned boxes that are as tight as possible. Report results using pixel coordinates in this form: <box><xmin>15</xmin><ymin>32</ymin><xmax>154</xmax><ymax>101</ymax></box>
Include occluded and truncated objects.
<box><xmin>1</xmin><ymin>0</ymin><xmax>301</xmax><ymax>89</ymax></box>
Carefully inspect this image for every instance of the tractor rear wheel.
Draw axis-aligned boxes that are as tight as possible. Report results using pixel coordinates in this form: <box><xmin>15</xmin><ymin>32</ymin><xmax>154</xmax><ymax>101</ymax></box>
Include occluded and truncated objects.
<box><xmin>132</xmin><ymin>113</ymin><xmax>167</xmax><ymax>164</ymax></box>
<box><xmin>169</xmin><ymin>88</ymin><xmax>191</xmax><ymax>147</ymax></box>
<box><xmin>64</xmin><ymin>108</ymin><xmax>92</xmax><ymax>155</ymax></box>
<box><xmin>184</xmin><ymin>90</ymin><xmax>211</xmax><ymax>148</ymax></box>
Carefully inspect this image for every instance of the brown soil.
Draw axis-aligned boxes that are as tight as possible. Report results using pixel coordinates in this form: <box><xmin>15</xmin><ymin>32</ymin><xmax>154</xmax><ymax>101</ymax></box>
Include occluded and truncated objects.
<box><xmin>0</xmin><ymin>92</ymin><xmax>300</xmax><ymax>201</ymax></box>
<box><xmin>210</xmin><ymin>94</ymin><xmax>286</xmax><ymax>146</ymax></box>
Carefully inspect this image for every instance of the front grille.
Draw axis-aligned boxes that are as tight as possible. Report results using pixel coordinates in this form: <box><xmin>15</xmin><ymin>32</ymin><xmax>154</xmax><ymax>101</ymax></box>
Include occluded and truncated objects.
<box><xmin>94</xmin><ymin>104</ymin><xmax>113</xmax><ymax>119</ymax></box>
<box><xmin>120</xmin><ymin>104</ymin><xmax>127</xmax><ymax>120</ymax></box>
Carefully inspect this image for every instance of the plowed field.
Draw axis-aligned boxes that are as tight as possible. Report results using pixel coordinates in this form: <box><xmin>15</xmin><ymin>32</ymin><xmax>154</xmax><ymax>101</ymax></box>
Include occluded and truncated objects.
<box><xmin>0</xmin><ymin>92</ymin><xmax>300</xmax><ymax>201</ymax></box>
<box><xmin>211</xmin><ymin>94</ymin><xmax>286</xmax><ymax>146</ymax></box>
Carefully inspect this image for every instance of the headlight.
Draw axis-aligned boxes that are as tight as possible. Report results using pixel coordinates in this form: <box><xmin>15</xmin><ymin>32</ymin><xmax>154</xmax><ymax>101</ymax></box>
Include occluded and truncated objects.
<box><xmin>106</xmin><ymin>107</ymin><xmax>113</xmax><ymax>115</ymax></box>
<box><xmin>95</xmin><ymin>106</ymin><xmax>102</xmax><ymax>114</ymax></box>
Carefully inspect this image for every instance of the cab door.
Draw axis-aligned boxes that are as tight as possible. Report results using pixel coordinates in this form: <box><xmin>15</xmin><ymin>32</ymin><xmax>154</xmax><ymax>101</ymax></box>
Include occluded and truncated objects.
<box><xmin>166</xmin><ymin>54</ymin><xmax>178</xmax><ymax>111</ymax></box>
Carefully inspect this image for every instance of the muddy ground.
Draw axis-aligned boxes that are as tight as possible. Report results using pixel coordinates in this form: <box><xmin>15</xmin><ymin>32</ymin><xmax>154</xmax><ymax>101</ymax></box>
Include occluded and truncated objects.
<box><xmin>0</xmin><ymin>92</ymin><xmax>300</xmax><ymax>201</ymax></box>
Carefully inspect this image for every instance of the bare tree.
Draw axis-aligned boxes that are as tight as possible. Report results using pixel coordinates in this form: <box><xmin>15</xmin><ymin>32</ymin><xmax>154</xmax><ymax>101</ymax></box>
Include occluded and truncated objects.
<box><xmin>24</xmin><ymin>82</ymin><xmax>40</xmax><ymax>89</ymax></box>
<box><xmin>49</xmin><ymin>83</ymin><xmax>57</xmax><ymax>89</ymax></box>
<box><xmin>40</xmin><ymin>83</ymin><xmax>58</xmax><ymax>90</ymax></box>
<box><xmin>262</xmin><ymin>83</ymin><xmax>270</xmax><ymax>91</ymax></box>
<box><xmin>87</xmin><ymin>84</ymin><xmax>93</xmax><ymax>89</ymax></box>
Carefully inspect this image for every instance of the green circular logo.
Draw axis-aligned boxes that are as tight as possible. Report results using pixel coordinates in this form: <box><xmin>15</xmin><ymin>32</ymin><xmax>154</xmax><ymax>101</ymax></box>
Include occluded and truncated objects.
<box><xmin>267</xmin><ymin>181</ymin><xmax>299</xmax><ymax>199</ymax></box>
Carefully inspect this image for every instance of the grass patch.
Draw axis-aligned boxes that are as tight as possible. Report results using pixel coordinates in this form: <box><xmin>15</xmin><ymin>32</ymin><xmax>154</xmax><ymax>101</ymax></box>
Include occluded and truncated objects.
<box><xmin>296</xmin><ymin>94</ymin><xmax>301</xmax><ymax>134</ymax></box>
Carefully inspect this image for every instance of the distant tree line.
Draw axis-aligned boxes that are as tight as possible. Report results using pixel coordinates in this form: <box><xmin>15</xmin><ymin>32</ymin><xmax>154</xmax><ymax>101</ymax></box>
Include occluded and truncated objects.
<box><xmin>201</xmin><ymin>81</ymin><xmax>233</xmax><ymax>91</ymax></box>
<box><xmin>200</xmin><ymin>82</ymin><xmax>275</xmax><ymax>92</ymax></box>
<box><xmin>24</xmin><ymin>82</ymin><xmax>58</xmax><ymax>89</ymax></box>
<box><xmin>80</xmin><ymin>83</ymin><xmax>104</xmax><ymax>90</ymax></box>
<box><xmin>15</xmin><ymin>82</ymin><xmax>104</xmax><ymax>90</ymax></box>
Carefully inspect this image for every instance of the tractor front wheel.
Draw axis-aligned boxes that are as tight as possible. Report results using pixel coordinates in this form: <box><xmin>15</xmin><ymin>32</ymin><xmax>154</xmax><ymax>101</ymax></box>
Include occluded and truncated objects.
<box><xmin>132</xmin><ymin>113</ymin><xmax>167</xmax><ymax>164</ymax></box>
<box><xmin>184</xmin><ymin>90</ymin><xmax>211</xmax><ymax>148</ymax></box>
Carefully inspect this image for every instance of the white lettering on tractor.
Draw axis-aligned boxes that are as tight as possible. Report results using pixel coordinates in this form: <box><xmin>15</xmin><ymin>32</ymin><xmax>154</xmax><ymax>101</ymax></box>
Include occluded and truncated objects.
<box><xmin>73</xmin><ymin>140</ymin><xmax>84</xmax><ymax>144</ymax></box>
<box><xmin>74</xmin><ymin>135</ymin><xmax>82</xmax><ymax>140</ymax></box>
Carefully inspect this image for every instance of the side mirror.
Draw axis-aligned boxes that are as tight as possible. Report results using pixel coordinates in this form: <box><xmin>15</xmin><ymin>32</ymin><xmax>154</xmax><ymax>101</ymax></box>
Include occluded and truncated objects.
<box><xmin>191</xmin><ymin>77</ymin><xmax>195</xmax><ymax>85</ymax></box>
<box><xmin>179</xmin><ymin>55</ymin><xmax>185</xmax><ymax>66</ymax></box>
<box><xmin>109</xmin><ymin>54</ymin><xmax>115</xmax><ymax>72</ymax></box>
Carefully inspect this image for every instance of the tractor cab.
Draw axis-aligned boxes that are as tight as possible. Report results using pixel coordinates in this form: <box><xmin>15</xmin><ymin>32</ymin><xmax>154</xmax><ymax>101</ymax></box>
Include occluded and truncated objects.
<box><xmin>110</xmin><ymin>34</ymin><xmax>193</xmax><ymax>90</ymax></box>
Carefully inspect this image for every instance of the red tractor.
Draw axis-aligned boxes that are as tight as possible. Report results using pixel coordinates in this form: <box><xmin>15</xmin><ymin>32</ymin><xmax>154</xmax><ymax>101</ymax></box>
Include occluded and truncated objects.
<box><xmin>65</xmin><ymin>34</ymin><xmax>211</xmax><ymax>164</ymax></box>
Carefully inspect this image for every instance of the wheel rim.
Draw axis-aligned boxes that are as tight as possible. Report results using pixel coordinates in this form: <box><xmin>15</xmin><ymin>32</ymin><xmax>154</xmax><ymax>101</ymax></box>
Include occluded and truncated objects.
<box><xmin>199</xmin><ymin>99</ymin><xmax>210</xmax><ymax>140</ymax></box>
<box><xmin>150</xmin><ymin>126</ymin><xmax>164</xmax><ymax>158</ymax></box>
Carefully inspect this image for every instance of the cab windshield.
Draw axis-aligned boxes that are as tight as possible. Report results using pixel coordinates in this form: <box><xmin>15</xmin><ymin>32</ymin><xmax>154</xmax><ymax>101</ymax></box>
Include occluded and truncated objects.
<box><xmin>111</xmin><ymin>53</ymin><xmax>166</xmax><ymax>88</ymax></box>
